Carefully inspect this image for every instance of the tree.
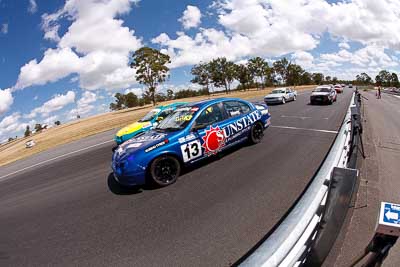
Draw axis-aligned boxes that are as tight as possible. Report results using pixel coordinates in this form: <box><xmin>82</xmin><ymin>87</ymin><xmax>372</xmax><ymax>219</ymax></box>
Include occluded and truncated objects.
<box><xmin>286</xmin><ymin>64</ymin><xmax>305</xmax><ymax>86</ymax></box>
<box><xmin>24</xmin><ymin>125</ymin><xmax>31</xmax><ymax>137</ymax></box>
<box><xmin>355</xmin><ymin>73</ymin><xmax>372</xmax><ymax>85</ymax></box>
<box><xmin>312</xmin><ymin>73</ymin><xmax>324</xmax><ymax>85</ymax></box>
<box><xmin>332</xmin><ymin>77</ymin><xmax>338</xmax><ymax>83</ymax></box>
<box><xmin>391</xmin><ymin>72</ymin><xmax>399</xmax><ymax>87</ymax></box>
<box><xmin>248</xmin><ymin>57</ymin><xmax>269</xmax><ymax>89</ymax></box>
<box><xmin>167</xmin><ymin>89</ymin><xmax>174</xmax><ymax>100</ymax></box>
<box><xmin>235</xmin><ymin>63</ymin><xmax>253</xmax><ymax>90</ymax></box>
<box><xmin>191</xmin><ymin>63</ymin><xmax>212</xmax><ymax>94</ymax></box>
<box><xmin>301</xmin><ymin>72</ymin><xmax>312</xmax><ymax>85</ymax></box>
<box><xmin>54</xmin><ymin>121</ymin><xmax>61</xmax><ymax>126</ymax></box>
<box><xmin>34</xmin><ymin>124</ymin><xmax>43</xmax><ymax>133</ymax></box>
<box><xmin>130</xmin><ymin>47</ymin><xmax>170</xmax><ymax>105</ymax></box>
<box><xmin>273</xmin><ymin>58</ymin><xmax>290</xmax><ymax>85</ymax></box>
<box><xmin>125</xmin><ymin>92</ymin><xmax>139</xmax><ymax>108</ymax></box>
<box><xmin>375</xmin><ymin>70</ymin><xmax>391</xmax><ymax>86</ymax></box>
<box><xmin>209</xmin><ymin>57</ymin><xmax>236</xmax><ymax>94</ymax></box>
<box><xmin>325</xmin><ymin>76</ymin><xmax>332</xmax><ymax>83</ymax></box>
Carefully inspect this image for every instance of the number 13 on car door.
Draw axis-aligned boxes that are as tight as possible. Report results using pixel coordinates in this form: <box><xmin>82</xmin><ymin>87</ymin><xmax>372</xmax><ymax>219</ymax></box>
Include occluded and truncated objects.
<box><xmin>181</xmin><ymin>140</ymin><xmax>202</xmax><ymax>162</ymax></box>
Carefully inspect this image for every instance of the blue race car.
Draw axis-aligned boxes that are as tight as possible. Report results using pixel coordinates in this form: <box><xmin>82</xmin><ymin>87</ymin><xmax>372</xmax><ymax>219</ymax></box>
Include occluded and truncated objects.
<box><xmin>112</xmin><ymin>98</ymin><xmax>271</xmax><ymax>187</ymax></box>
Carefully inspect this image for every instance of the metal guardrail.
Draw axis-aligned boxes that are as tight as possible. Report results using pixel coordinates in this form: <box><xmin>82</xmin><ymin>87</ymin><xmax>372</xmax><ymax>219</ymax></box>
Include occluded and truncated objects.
<box><xmin>240</xmin><ymin>92</ymin><xmax>358</xmax><ymax>267</ymax></box>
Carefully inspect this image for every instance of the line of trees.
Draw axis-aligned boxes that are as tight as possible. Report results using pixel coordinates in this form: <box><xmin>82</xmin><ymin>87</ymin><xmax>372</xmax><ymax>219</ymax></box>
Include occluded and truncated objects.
<box><xmin>354</xmin><ymin>70</ymin><xmax>400</xmax><ymax>87</ymax></box>
<box><xmin>190</xmin><ymin>56</ymin><xmax>324</xmax><ymax>93</ymax></box>
<box><xmin>121</xmin><ymin>46</ymin><xmax>328</xmax><ymax>108</ymax></box>
<box><xmin>110</xmin><ymin>46</ymin><xmax>400</xmax><ymax>111</ymax></box>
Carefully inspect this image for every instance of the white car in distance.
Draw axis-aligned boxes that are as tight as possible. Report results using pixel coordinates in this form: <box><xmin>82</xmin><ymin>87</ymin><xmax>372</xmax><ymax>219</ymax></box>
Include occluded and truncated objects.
<box><xmin>264</xmin><ymin>87</ymin><xmax>297</xmax><ymax>104</ymax></box>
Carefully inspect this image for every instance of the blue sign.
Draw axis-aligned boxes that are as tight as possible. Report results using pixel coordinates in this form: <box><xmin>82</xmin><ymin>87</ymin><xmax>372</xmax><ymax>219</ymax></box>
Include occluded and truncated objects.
<box><xmin>383</xmin><ymin>203</ymin><xmax>400</xmax><ymax>225</ymax></box>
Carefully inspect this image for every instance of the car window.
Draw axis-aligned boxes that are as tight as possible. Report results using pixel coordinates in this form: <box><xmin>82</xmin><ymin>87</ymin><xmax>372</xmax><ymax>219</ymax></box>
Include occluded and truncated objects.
<box><xmin>223</xmin><ymin>101</ymin><xmax>243</xmax><ymax>117</ymax></box>
<box><xmin>157</xmin><ymin>109</ymin><xmax>173</xmax><ymax>120</ymax></box>
<box><xmin>238</xmin><ymin>102</ymin><xmax>251</xmax><ymax>114</ymax></box>
<box><xmin>195</xmin><ymin>104</ymin><xmax>225</xmax><ymax>127</ymax></box>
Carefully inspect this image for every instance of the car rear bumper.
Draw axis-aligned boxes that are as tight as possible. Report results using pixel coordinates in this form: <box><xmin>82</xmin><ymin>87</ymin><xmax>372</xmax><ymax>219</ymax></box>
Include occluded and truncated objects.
<box><xmin>264</xmin><ymin>98</ymin><xmax>283</xmax><ymax>104</ymax></box>
<box><xmin>310</xmin><ymin>95</ymin><xmax>330</xmax><ymax>103</ymax></box>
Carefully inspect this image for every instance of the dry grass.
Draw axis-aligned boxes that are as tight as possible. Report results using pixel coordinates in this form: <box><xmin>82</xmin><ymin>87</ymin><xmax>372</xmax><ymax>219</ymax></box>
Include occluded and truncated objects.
<box><xmin>0</xmin><ymin>85</ymin><xmax>315</xmax><ymax>166</ymax></box>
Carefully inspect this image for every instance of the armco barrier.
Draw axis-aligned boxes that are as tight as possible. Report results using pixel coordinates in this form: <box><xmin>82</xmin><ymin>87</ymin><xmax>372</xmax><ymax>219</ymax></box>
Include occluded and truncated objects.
<box><xmin>239</xmin><ymin>91</ymin><xmax>360</xmax><ymax>267</ymax></box>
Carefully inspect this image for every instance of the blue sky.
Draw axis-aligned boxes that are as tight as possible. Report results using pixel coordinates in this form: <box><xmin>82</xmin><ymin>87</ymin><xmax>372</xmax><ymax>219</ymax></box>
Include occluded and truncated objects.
<box><xmin>1</xmin><ymin>0</ymin><xmax>400</xmax><ymax>142</ymax></box>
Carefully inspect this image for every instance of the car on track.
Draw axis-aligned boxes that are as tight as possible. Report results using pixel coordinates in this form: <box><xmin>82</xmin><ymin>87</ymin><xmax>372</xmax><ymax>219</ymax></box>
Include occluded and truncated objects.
<box><xmin>334</xmin><ymin>84</ymin><xmax>344</xmax><ymax>93</ymax></box>
<box><xmin>114</xmin><ymin>102</ymin><xmax>187</xmax><ymax>145</ymax></box>
<box><xmin>25</xmin><ymin>140</ymin><xmax>36</xmax><ymax>148</ymax></box>
<box><xmin>310</xmin><ymin>86</ymin><xmax>337</xmax><ymax>105</ymax></box>
<box><xmin>264</xmin><ymin>87</ymin><xmax>297</xmax><ymax>104</ymax></box>
<box><xmin>111</xmin><ymin>98</ymin><xmax>271</xmax><ymax>187</ymax></box>
<box><xmin>349</xmin><ymin>84</ymin><xmax>353</xmax><ymax>88</ymax></box>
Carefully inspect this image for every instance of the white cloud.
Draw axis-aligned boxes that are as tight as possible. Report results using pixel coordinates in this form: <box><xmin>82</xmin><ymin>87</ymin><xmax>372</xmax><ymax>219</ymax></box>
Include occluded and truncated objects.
<box><xmin>28</xmin><ymin>0</ymin><xmax>38</xmax><ymax>14</ymax></box>
<box><xmin>0</xmin><ymin>88</ymin><xmax>13</xmax><ymax>116</ymax></box>
<box><xmin>179</xmin><ymin>5</ymin><xmax>202</xmax><ymax>30</ymax></box>
<box><xmin>292</xmin><ymin>51</ymin><xmax>314</xmax><ymax>69</ymax></box>
<box><xmin>15</xmin><ymin>48</ymin><xmax>82</xmax><ymax>90</ymax></box>
<box><xmin>125</xmin><ymin>87</ymin><xmax>143</xmax><ymax>96</ymax></box>
<box><xmin>320</xmin><ymin>45</ymin><xmax>397</xmax><ymax>68</ymax></box>
<box><xmin>27</xmin><ymin>91</ymin><xmax>76</xmax><ymax>118</ymax></box>
<box><xmin>16</xmin><ymin>0</ymin><xmax>142</xmax><ymax>91</ymax></box>
<box><xmin>43</xmin><ymin>115</ymin><xmax>58</xmax><ymax>125</ymax></box>
<box><xmin>1</xmin><ymin>23</ymin><xmax>8</xmax><ymax>34</ymax></box>
<box><xmin>154</xmin><ymin>0</ymin><xmax>400</xmax><ymax>70</ymax></box>
<box><xmin>0</xmin><ymin>113</ymin><xmax>32</xmax><ymax>141</ymax></box>
<box><xmin>68</xmin><ymin>91</ymin><xmax>97</xmax><ymax>118</ymax></box>
<box><xmin>339</xmin><ymin>42</ymin><xmax>350</xmax><ymax>50</ymax></box>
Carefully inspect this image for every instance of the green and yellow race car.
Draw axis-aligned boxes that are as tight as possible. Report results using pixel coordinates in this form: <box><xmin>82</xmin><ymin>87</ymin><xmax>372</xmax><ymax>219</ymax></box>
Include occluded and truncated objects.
<box><xmin>114</xmin><ymin>102</ymin><xmax>187</xmax><ymax>145</ymax></box>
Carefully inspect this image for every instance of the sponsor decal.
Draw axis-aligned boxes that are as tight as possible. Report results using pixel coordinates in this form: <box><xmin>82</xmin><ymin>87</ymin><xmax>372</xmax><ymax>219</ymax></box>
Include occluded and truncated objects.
<box><xmin>181</xmin><ymin>140</ymin><xmax>202</xmax><ymax>162</ymax></box>
<box><xmin>191</xmin><ymin>106</ymin><xmax>199</xmax><ymax>112</ymax></box>
<box><xmin>223</xmin><ymin>110</ymin><xmax>262</xmax><ymax>141</ymax></box>
<box><xmin>178</xmin><ymin>134</ymin><xmax>196</xmax><ymax>144</ymax></box>
<box><xmin>116</xmin><ymin>146</ymin><xmax>123</xmax><ymax>156</ymax></box>
<box><xmin>135</xmin><ymin>133</ymin><xmax>166</xmax><ymax>142</ymax></box>
<box><xmin>126</xmin><ymin>142</ymin><xmax>142</xmax><ymax>149</ymax></box>
<box><xmin>202</xmin><ymin>126</ymin><xmax>226</xmax><ymax>155</ymax></box>
<box><xmin>175</xmin><ymin>114</ymin><xmax>193</xmax><ymax>122</ymax></box>
<box><xmin>145</xmin><ymin>139</ymin><xmax>169</xmax><ymax>153</ymax></box>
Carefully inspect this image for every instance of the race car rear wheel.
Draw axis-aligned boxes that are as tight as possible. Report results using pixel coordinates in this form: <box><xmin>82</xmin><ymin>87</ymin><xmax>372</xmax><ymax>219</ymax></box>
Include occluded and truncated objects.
<box><xmin>150</xmin><ymin>155</ymin><xmax>181</xmax><ymax>187</ymax></box>
<box><xmin>249</xmin><ymin>122</ymin><xmax>264</xmax><ymax>144</ymax></box>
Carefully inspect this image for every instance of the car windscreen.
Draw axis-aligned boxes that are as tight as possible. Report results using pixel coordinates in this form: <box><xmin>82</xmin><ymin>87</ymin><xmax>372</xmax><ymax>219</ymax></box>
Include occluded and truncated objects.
<box><xmin>314</xmin><ymin>88</ymin><xmax>331</xmax><ymax>92</ymax></box>
<box><xmin>272</xmin><ymin>90</ymin><xmax>285</xmax><ymax>94</ymax></box>
<box><xmin>156</xmin><ymin>106</ymin><xmax>199</xmax><ymax>131</ymax></box>
<box><xmin>139</xmin><ymin>109</ymin><xmax>161</xmax><ymax>122</ymax></box>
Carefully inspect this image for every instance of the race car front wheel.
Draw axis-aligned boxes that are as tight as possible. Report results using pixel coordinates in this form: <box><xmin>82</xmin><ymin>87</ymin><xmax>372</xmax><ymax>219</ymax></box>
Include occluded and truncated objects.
<box><xmin>150</xmin><ymin>156</ymin><xmax>181</xmax><ymax>187</ymax></box>
<box><xmin>249</xmin><ymin>122</ymin><xmax>264</xmax><ymax>144</ymax></box>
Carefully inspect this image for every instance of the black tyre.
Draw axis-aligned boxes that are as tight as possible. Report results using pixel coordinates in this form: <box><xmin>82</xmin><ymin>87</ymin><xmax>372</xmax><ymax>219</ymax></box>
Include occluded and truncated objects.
<box><xmin>282</xmin><ymin>97</ymin><xmax>286</xmax><ymax>104</ymax></box>
<box><xmin>249</xmin><ymin>122</ymin><xmax>264</xmax><ymax>144</ymax></box>
<box><xmin>149</xmin><ymin>155</ymin><xmax>181</xmax><ymax>187</ymax></box>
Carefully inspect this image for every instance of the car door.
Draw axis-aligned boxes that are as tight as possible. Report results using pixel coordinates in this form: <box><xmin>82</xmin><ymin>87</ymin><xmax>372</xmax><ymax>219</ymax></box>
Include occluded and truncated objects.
<box><xmin>190</xmin><ymin>103</ymin><xmax>229</xmax><ymax>158</ymax></box>
<box><xmin>222</xmin><ymin>100</ymin><xmax>254</xmax><ymax>143</ymax></box>
<box><xmin>287</xmin><ymin>89</ymin><xmax>293</xmax><ymax>100</ymax></box>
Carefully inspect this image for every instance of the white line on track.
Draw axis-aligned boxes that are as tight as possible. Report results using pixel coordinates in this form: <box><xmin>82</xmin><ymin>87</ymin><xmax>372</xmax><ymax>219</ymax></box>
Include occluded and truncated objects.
<box><xmin>271</xmin><ymin>125</ymin><xmax>338</xmax><ymax>134</ymax></box>
<box><xmin>0</xmin><ymin>139</ymin><xmax>114</xmax><ymax>182</ymax></box>
<box><xmin>280</xmin><ymin>115</ymin><xmax>312</xmax><ymax>120</ymax></box>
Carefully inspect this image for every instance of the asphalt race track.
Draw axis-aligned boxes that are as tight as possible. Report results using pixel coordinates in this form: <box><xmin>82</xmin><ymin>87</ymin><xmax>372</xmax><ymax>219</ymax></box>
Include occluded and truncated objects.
<box><xmin>0</xmin><ymin>89</ymin><xmax>353</xmax><ymax>267</ymax></box>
